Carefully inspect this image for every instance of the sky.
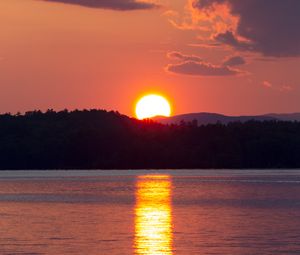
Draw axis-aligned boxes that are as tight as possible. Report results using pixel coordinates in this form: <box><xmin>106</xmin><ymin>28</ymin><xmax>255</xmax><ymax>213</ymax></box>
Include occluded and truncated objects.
<box><xmin>1</xmin><ymin>0</ymin><xmax>300</xmax><ymax>116</ymax></box>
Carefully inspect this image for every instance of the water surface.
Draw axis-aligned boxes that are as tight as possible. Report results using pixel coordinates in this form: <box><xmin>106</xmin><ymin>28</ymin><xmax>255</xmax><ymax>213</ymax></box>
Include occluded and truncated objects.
<box><xmin>0</xmin><ymin>170</ymin><xmax>300</xmax><ymax>255</ymax></box>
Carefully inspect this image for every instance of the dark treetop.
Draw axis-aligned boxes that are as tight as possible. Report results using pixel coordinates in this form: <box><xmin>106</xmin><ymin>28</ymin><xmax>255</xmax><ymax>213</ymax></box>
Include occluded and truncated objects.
<box><xmin>0</xmin><ymin>109</ymin><xmax>300</xmax><ymax>169</ymax></box>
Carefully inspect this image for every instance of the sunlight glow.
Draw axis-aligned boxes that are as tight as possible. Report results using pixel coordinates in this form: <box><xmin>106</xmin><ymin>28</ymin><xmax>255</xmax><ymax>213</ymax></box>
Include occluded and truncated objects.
<box><xmin>134</xmin><ymin>175</ymin><xmax>173</xmax><ymax>255</ymax></box>
<box><xmin>135</xmin><ymin>95</ymin><xmax>171</xmax><ymax>120</ymax></box>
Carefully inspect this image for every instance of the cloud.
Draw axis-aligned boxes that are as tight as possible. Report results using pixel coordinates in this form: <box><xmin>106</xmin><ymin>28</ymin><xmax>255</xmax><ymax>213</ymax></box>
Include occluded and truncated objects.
<box><xmin>167</xmin><ymin>51</ymin><xmax>203</xmax><ymax>62</ymax></box>
<box><xmin>166</xmin><ymin>51</ymin><xmax>243</xmax><ymax>76</ymax></box>
<box><xmin>213</xmin><ymin>31</ymin><xmax>253</xmax><ymax>51</ymax></box>
<box><xmin>42</xmin><ymin>0</ymin><xmax>160</xmax><ymax>10</ymax></box>
<box><xmin>262</xmin><ymin>81</ymin><xmax>293</xmax><ymax>92</ymax></box>
<box><xmin>280</xmin><ymin>85</ymin><xmax>293</xmax><ymax>92</ymax></box>
<box><xmin>223</xmin><ymin>55</ymin><xmax>246</xmax><ymax>66</ymax></box>
<box><xmin>262</xmin><ymin>81</ymin><xmax>272</xmax><ymax>88</ymax></box>
<box><xmin>166</xmin><ymin>61</ymin><xmax>241</xmax><ymax>76</ymax></box>
<box><xmin>192</xmin><ymin>0</ymin><xmax>300</xmax><ymax>57</ymax></box>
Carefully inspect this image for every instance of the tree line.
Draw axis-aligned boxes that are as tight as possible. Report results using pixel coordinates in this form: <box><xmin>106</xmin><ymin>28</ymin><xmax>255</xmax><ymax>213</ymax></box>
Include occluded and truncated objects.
<box><xmin>0</xmin><ymin>109</ymin><xmax>300</xmax><ymax>169</ymax></box>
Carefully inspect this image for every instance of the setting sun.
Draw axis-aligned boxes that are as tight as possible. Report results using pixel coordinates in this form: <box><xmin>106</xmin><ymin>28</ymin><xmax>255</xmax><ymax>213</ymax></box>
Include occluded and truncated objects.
<box><xmin>135</xmin><ymin>94</ymin><xmax>171</xmax><ymax>120</ymax></box>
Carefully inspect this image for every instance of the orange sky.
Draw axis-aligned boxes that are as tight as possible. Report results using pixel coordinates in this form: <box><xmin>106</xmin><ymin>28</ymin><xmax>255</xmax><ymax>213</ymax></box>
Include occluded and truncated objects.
<box><xmin>0</xmin><ymin>0</ymin><xmax>299</xmax><ymax>116</ymax></box>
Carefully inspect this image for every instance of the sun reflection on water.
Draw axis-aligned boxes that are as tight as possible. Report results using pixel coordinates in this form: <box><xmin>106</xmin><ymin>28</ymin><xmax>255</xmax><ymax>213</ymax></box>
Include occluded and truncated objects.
<box><xmin>134</xmin><ymin>175</ymin><xmax>173</xmax><ymax>255</ymax></box>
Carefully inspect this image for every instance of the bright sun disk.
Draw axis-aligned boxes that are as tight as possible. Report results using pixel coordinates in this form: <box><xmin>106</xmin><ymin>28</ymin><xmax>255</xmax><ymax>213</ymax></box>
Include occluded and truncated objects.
<box><xmin>135</xmin><ymin>94</ymin><xmax>171</xmax><ymax>120</ymax></box>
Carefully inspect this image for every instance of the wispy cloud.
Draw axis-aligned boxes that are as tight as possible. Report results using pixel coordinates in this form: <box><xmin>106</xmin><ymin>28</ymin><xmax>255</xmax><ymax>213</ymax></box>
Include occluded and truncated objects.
<box><xmin>262</xmin><ymin>81</ymin><xmax>294</xmax><ymax>92</ymax></box>
<box><xmin>167</xmin><ymin>51</ymin><xmax>203</xmax><ymax>62</ymax></box>
<box><xmin>280</xmin><ymin>85</ymin><xmax>294</xmax><ymax>92</ymax></box>
<box><xmin>166</xmin><ymin>51</ymin><xmax>244</xmax><ymax>77</ymax></box>
<box><xmin>223</xmin><ymin>55</ymin><xmax>246</xmax><ymax>67</ymax></box>
<box><xmin>262</xmin><ymin>81</ymin><xmax>273</xmax><ymax>88</ymax></box>
<box><xmin>41</xmin><ymin>0</ymin><xmax>160</xmax><ymax>11</ymax></box>
<box><xmin>166</xmin><ymin>61</ymin><xmax>242</xmax><ymax>76</ymax></box>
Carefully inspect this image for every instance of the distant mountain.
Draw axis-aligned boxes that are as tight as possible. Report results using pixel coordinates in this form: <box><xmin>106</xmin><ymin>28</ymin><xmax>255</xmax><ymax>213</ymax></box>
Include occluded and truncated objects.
<box><xmin>154</xmin><ymin>112</ymin><xmax>300</xmax><ymax>126</ymax></box>
<box><xmin>266</xmin><ymin>113</ymin><xmax>300</xmax><ymax>121</ymax></box>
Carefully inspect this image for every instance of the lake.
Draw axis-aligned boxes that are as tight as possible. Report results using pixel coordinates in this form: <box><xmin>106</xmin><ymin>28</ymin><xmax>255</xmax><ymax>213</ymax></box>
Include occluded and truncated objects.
<box><xmin>0</xmin><ymin>170</ymin><xmax>300</xmax><ymax>255</ymax></box>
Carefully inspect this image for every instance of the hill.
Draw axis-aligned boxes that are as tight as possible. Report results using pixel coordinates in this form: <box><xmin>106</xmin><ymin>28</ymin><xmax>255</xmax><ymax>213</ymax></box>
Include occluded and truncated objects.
<box><xmin>154</xmin><ymin>112</ymin><xmax>300</xmax><ymax>125</ymax></box>
<box><xmin>0</xmin><ymin>109</ymin><xmax>300</xmax><ymax>169</ymax></box>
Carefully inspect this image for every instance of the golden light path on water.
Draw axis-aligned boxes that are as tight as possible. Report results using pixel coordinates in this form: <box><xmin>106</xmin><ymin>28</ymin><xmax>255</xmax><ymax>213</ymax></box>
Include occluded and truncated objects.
<box><xmin>134</xmin><ymin>175</ymin><xmax>173</xmax><ymax>255</ymax></box>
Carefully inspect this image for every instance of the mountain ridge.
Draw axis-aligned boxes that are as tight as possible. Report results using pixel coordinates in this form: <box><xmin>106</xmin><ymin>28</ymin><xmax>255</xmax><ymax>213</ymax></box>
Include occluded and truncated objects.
<box><xmin>154</xmin><ymin>112</ymin><xmax>300</xmax><ymax>126</ymax></box>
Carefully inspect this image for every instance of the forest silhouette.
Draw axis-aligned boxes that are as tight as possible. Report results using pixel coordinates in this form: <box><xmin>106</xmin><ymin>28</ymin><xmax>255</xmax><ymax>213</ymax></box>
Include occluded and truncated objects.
<box><xmin>0</xmin><ymin>109</ymin><xmax>300</xmax><ymax>169</ymax></box>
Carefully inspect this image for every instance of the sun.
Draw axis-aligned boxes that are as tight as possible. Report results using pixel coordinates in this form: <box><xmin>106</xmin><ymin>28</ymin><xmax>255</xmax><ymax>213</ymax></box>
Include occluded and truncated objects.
<box><xmin>135</xmin><ymin>94</ymin><xmax>171</xmax><ymax>120</ymax></box>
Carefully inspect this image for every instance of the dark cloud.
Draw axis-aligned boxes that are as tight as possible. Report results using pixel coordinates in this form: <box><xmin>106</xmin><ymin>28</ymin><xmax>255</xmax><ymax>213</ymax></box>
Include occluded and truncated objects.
<box><xmin>167</xmin><ymin>51</ymin><xmax>203</xmax><ymax>62</ymax></box>
<box><xmin>213</xmin><ymin>31</ymin><xmax>253</xmax><ymax>51</ymax></box>
<box><xmin>166</xmin><ymin>61</ymin><xmax>241</xmax><ymax>76</ymax></box>
<box><xmin>223</xmin><ymin>55</ymin><xmax>246</xmax><ymax>66</ymax></box>
<box><xmin>193</xmin><ymin>0</ymin><xmax>300</xmax><ymax>57</ymax></box>
<box><xmin>42</xmin><ymin>0</ymin><xmax>159</xmax><ymax>10</ymax></box>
